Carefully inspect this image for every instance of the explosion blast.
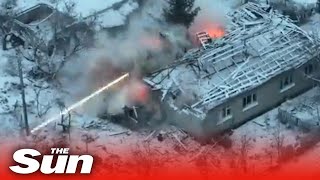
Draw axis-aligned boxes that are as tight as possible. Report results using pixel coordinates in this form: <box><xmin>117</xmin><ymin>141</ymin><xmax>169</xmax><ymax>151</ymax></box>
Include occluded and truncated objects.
<box><xmin>31</xmin><ymin>73</ymin><xmax>130</xmax><ymax>134</ymax></box>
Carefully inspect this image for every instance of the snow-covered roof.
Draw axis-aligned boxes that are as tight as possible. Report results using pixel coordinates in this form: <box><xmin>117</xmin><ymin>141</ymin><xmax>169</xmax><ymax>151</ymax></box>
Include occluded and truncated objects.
<box><xmin>144</xmin><ymin>2</ymin><xmax>320</xmax><ymax>119</ymax></box>
<box><xmin>17</xmin><ymin>0</ymin><xmax>124</xmax><ymax>17</ymax></box>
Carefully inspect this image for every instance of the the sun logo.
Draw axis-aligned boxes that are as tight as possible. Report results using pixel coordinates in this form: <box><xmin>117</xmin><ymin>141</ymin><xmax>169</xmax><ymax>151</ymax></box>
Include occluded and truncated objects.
<box><xmin>10</xmin><ymin>148</ymin><xmax>94</xmax><ymax>174</ymax></box>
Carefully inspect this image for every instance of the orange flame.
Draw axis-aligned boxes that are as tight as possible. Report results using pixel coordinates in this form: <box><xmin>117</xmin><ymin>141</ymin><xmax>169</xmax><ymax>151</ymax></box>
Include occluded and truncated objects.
<box><xmin>126</xmin><ymin>80</ymin><xmax>149</xmax><ymax>104</ymax></box>
<box><xmin>190</xmin><ymin>19</ymin><xmax>225</xmax><ymax>44</ymax></box>
<box><xmin>206</xmin><ymin>24</ymin><xmax>225</xmax><ymax>38</ymax></box>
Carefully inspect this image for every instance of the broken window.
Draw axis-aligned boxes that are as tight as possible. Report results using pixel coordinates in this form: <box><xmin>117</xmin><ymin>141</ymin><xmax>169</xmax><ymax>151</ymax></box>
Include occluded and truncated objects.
<box><xmin>171</xmin><ymin>89</ymin><xmax>181</xmax><ymax>100</ymax></box>
<box><xmin>243</xmin><ymin>93</ymin><xmax>257</xmax><ymax>108</ymax></box>
<box><xmin>222</xmin><ymin>106</ymin><xmax>232</xmax><ymax>118</ymax></box>
<box><xmin>217</xmin><ymin>105</ymin><xmax>232</xmax><ymax>125</ymax></box>
<box><xmin>304</xmin><ymin>64</ymin><xmax>313</xmax><ymax>75</ymax></box>
<box><xmin>280</xmin><ymin>74</ymin><xmax>294</xmax><ymax>90</ymax></box>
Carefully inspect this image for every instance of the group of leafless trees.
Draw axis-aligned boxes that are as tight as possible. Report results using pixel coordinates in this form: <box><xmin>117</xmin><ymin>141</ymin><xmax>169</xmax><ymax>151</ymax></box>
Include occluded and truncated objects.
<box><xmin>24</xmin><ymin>6</ymin><xmax>95</xmax><ymax>80</ymax></box>
<box><xmin>0</xmin><ymin>0</ymin><xmax>99</xmax><ymax>135</ymax></box>
<box><xmin>0</xmin><ymin>0</ymin><xmax>96</xmax><ymax>81</ymax></box>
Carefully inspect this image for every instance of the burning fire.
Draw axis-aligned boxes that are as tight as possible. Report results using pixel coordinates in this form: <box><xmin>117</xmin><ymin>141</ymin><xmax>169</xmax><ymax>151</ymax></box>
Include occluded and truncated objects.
<box><xmin>126</xmin><ymin>79</ymin><xmax>150</xmax><ymax>104</ymax></box>
<box><xmin>86</xmin><ymin>55</ymin><xmax>150</xmax><ymax>115</ymax></box>
<box><xmin>206</xmin><ymin>24</ymin><xmax>225</xmax><ymax>38</ymax></box>
<box><xmin>190</xmin><ymin>19</ymin><xmax>226</xmax><ymax>44</ymax></box>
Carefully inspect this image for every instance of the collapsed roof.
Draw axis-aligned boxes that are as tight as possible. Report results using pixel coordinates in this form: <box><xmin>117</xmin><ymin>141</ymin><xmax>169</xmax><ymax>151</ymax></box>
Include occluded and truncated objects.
<box><xmin>143</xmin><ymin>2</ymin><xmax>320</xmax><ymax>119</ymax></box>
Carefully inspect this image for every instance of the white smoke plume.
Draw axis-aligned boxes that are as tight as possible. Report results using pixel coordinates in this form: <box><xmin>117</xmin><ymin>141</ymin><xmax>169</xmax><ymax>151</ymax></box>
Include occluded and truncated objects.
<box><xmin>190</xmin><ymin>0</ymin><xmax>240</xmax><ymax>41</ymax></box>
<box><xmin>60</xmin><ymin>0</ymin><xmax>192</xmax><ymax>115</ymax></box>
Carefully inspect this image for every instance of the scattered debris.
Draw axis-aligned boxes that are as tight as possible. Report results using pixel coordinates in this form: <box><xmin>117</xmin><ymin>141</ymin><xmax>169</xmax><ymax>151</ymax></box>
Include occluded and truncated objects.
<box><xmin>173</xmin><ymin>134</ymin><xmax>188</xmax><ymax>151</ymax></box>
<box><xmin>144</xmin><ymin>130</ymin><xmax>156</xmax><ymax>141</ymax></box>
<box><xmin>157</xmin><ymin>131</ymin><xmax>165</xmax><ymax>142</ymax></box>
<box><xmin>108</xmin><ymin>130</ymin><xmax>131</xmax><ymax>136</ymax></box>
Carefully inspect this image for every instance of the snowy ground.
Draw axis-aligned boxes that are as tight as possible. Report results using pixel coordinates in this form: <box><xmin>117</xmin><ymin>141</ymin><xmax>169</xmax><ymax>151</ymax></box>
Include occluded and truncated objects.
<box><xmin>230</xmin><ymin>104</ymin><xmax>310</xmax><ymax>173</ymax></box>
<box><xmin>280</xmin><ymin>87</ymin><xmax>320</xmax><ymax>125</ymax></box>
<box><xmin>0</xmin><ymin>48</ymin><xmax>68</xmax><ymax>138</ymax></box>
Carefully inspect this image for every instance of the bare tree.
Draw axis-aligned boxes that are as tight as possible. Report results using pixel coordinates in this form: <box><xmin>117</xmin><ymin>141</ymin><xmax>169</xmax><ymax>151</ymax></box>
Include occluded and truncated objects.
<box><xmin>11</xmin><ymin>101</ymin><xmax>25</xmax><ymax>137</ymax></box>
<box><xmin>32</xmin><ymin>84</ymin><xmax>51</xmax><ymax>118</ymax></box>
<box><xmin>0</xmin><ymin>0</ymin><xmax>98</xmax><ymax>82</ymax></box>
<box><xmin>130</xmin><ymin>142</ymin><xmax>171</xmax><ymax>176</ymax></box>
<box><xmin>58</xmin><ymin>110</ymin><xmax>71</xmax><ymax>133</ymax></box>
<box><xmin>16</xmin><ymin>48</ymin><xmax>29</xmax><ymax>136</ymax></box>
<box><xmin>273</xmin><ymin>120</ymin><xmax>284</xmax><ymax>162</ymax></box>
<box><xmin>29</xmin><ymin>29</ymin><xmax>88</xmax><ymax>80</ymax></box>
<box><xmin>20</xmin><ymin>2</ymin><xmax>96</xmax><ymax>80</ymax></box>
<box><xmin>238</xmin><ymin>135</ymin><xmax>252</xmax><ymax>172</ymax></box>
<box><xmin>264</xmin><ymin>148</ymin><xmax>274</xmax><ymax>166</ymax></box>
<box><xmin>0</xmin><ymin>0</ymin><xmax>17</xmax><ymax>16</ymax></box>
<box><xmin>81</xmin><ymin>133</ymin><xmax>98</xmax><ymax>153</ymax></box>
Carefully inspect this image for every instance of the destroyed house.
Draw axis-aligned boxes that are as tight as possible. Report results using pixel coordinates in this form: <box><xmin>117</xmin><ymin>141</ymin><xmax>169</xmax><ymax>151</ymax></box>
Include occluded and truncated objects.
<box><xmin>3</xmin><ymin>3</ymin><xmax>91</xmax><ymax>53</ymax></box>
<box><xmin>144</xmin><ymin>3</ymin><xmax>320</xmax><ymax>139</ymax></box>
<box><xmin>4</xmin><ymin>4</ymin><xmax>63</xmax><ymax>49</ymax></box>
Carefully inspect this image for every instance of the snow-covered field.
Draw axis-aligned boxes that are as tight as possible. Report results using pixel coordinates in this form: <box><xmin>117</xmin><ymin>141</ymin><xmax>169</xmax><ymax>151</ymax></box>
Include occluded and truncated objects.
<box><xmin>230</xmin><ymin>103</ymin><xmax>310</xmax><ymax>173</ymax></box>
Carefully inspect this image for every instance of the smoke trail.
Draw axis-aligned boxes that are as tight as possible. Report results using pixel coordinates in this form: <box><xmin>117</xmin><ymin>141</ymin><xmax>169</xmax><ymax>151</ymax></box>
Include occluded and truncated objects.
<box><xmin>31</xmin><ymin>73</ymin><xmax>129</xmax><ymax>133</ymax></box>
